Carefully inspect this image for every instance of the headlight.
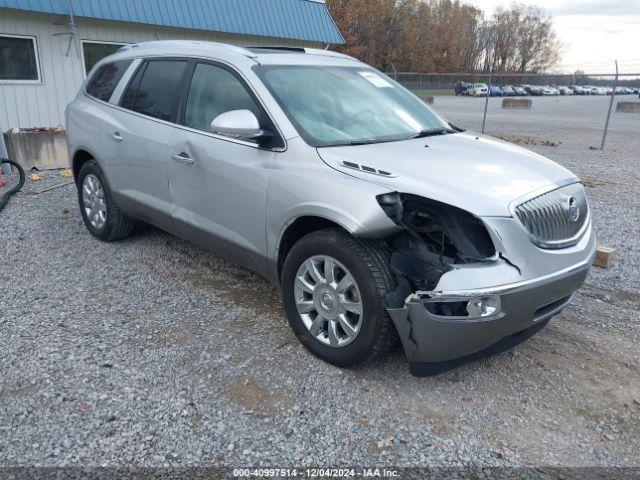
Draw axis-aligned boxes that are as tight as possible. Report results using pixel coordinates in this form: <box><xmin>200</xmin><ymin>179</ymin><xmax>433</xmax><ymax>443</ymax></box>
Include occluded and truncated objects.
<box><xmin>377</xmin><ymin>192</ymin><xmax>496</xmax><ymax>263</ymax></box>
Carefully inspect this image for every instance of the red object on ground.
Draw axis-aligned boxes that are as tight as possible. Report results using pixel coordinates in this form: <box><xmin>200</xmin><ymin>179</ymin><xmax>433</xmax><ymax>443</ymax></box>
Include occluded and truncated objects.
<box><xmin>0</xmin><ymin>168</ymin><xmax>4</xmax><ymax>188</ymax></box>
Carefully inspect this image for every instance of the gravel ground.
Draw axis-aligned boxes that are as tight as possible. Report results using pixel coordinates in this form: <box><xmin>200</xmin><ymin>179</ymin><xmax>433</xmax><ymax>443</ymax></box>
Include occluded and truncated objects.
<box><xmin>1</xmin><ymin>97</ymin><xmax>639</xmax><ymax>472</ymax></box>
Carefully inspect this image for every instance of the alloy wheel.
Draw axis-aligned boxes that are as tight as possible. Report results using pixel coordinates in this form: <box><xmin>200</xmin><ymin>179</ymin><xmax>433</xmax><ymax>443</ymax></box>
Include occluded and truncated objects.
<box><xmin>294</xmin><ymin>255</ymin><xmax>364</xmax><ymax>348</ymax></box>
<box><xmin>82</xmin><ymin>174</ymin><xmax>107</xmax><ymax>230</ymax></box>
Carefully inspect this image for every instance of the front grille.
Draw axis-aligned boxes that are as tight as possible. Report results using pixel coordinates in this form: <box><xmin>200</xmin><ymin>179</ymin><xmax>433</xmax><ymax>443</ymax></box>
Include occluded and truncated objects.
<box><xmin>513</xmin><ymin>182</ymin><xmax>589</xmax><ymax>249</ymax></box>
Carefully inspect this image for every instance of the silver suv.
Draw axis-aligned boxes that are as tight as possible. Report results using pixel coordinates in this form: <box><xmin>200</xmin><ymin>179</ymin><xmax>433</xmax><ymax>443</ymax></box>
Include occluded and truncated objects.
<box><xmin>66</xmin><ymin>41</ymin><xmax>595</xmax><ymax>376</ymax></box>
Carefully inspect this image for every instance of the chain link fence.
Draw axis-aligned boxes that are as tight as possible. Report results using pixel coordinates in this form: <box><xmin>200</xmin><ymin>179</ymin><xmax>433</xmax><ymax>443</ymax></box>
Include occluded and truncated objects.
<box><xmin>387</xmin><ymin>70</ymin><xmax>640</xmax><ymax>150</ymax></box>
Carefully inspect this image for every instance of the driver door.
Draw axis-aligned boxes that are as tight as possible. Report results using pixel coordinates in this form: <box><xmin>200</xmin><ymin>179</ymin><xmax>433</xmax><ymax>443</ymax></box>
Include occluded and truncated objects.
<box><xmin>167</xmin><ymin>61</ymin><xmax>279</xmax><ymax>275</ymax></box>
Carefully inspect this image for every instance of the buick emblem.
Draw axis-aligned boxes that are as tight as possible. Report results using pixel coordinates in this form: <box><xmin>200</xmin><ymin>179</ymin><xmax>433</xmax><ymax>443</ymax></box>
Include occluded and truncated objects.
<box><xmin>562</xmin><ymin>196</ymin><xmax>580</xmax><ymax>222</ymax></box>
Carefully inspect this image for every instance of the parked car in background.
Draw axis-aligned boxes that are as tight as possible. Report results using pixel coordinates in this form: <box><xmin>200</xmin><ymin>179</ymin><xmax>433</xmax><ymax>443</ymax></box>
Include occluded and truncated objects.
<box><xmin>572</xmin><ymin>86</ymin><xmax>589</xmax><ymax>95</ymax></box>
<box><xmin>455</xmin><ymin>81</ymin><xmax>472</xmax><ymax>96</ymax></box>
<box><xmin>489</xmin><ymin>85</ymin><xmax>503</xmax><ymax>97</ymax></box>
<box><xmin>522</xmin><ymin>85</ymin><xmax>543</xmax><ymax>96</ymax></box>
<box><xmin>501</xmin><ymin>85</ymin><xmax>516</xmax><ymax>96</ymax></box>
<box><xmin>632</xmin><ymin>87</ymin><xmax>639</xmax><ymax>94</ymax></box>
<box><xmin>541</xmin><ymin>86</ymin><xmax>560</xmax><ymax>96</ymax></box>
<box><xmin>614</xmin><ymin>87</ymin><xmax>634</xmax><ymax>95</ymax></box>
<box><xmin>557</xmin><ymin>86</ymin><xmax>574</xmax><ymax>95</ymax></box>
<box><xmin>513</xmin><ymin>85</ymin><xmax>528</xmax><ymax>96</ymax></box>
<box><xmin>470</xmin><ymin>82</ymin><xmax>489</xmax><ymax>96</ymax></box>
<box><xmin>65</xmin><ymin>41</ymin><xmax>595</xmax><ymax>375</ymax></box>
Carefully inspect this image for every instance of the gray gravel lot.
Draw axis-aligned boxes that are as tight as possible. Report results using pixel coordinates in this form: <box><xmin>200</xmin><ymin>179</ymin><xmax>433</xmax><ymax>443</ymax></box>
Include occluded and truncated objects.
<box><xmin>1</xmin><ymin>97</ymin><xmax>639</xmax><ymax>470</ymax></box>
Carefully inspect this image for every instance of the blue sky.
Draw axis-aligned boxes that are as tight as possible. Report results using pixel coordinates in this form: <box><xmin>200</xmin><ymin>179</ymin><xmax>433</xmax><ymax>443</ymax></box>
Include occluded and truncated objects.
<box><xmin>471</xmin><ymin>0</ymin><xmax>640</xmax><ymax>72</ymax></box>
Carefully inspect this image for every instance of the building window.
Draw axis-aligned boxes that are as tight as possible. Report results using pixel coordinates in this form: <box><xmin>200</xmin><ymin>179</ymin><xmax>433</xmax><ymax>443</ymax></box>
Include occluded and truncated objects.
<box><xmin>82</xmin><ymin>41</ymin><xmax>127</xmax><ymax>74</ymax></box>
<box><xmin>0</xmin><ymin>34</ymin><xmax>40</xmax><ymax>82</ymax></box>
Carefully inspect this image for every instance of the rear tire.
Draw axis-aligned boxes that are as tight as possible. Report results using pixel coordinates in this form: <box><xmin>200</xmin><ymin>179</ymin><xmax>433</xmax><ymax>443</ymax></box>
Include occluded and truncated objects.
<box><xmin>77</xmin><ymin>160</ymin><xmax>134</xmax><ymax>242</ymax></box>
<box><xmin>281</xmin><ymin>228</ymin><xmax>398</xmax><ymax>367</ymax></box>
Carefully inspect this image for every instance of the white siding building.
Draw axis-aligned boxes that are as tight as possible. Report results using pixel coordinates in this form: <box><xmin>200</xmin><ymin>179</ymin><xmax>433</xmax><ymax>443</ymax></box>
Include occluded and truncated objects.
<box><xmin>0</xmin><ymin>0</ymin><xmax>344</xmax><ymax>131</ymax></box>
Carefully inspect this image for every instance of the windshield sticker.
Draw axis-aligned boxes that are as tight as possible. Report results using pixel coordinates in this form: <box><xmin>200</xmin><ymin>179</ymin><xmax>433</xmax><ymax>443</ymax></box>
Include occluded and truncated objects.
<box><xmin>359</xmin><ymin>71</ymin><xmax>393</xmax><ymax>88</ymax></box>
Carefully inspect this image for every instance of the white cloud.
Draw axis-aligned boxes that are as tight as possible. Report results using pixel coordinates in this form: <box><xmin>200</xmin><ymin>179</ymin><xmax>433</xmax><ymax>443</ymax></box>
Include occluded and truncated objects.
<box><xmin>467</xmin><ymin>0</ymin><xmax>640</xmax><ymax>72</ymax></box>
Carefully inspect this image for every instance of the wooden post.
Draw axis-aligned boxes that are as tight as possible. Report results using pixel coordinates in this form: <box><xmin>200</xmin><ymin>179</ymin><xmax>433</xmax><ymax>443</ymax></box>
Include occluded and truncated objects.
<box><xmin>593</xmin><ymin>246</ymin><xmax>616</xmax><ymax>268</ymax></box>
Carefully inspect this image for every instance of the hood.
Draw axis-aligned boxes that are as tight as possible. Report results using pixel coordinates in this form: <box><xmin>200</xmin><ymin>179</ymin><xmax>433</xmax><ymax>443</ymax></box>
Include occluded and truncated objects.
<box><xmin>317</xmin><ymin>132</ymin><xmax>577</xmax><ymax>217</ymax></box>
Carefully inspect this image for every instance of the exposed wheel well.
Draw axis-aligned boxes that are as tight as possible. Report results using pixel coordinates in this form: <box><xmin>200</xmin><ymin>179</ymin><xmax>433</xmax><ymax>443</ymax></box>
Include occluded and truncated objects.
<box><xmin>72</xmin><ymin>150</ymin><xmax>94</xmax><ymax>182</ymax></box>
<box><xmin>277</xmin><ymin>216</ymin><xmax>349</xmax><ymax>280</ymax></box>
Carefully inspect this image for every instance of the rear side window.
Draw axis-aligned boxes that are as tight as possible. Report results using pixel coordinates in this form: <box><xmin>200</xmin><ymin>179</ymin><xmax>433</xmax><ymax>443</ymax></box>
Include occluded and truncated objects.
<box><xmin>121</xmin><ymin>60</ymin><xmax>188</xmax><ymax>121</ymax></box>
<box><xmin>85</xmin><ymin>60</ymin><xmax>132</xmax><ymax>102</ymax></box>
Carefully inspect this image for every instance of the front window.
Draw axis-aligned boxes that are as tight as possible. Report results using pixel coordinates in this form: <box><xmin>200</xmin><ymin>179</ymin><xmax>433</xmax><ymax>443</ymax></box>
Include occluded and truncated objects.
<box><xmin>255</xmin><ymin>65</ymin><xmax>450</xmax><ymax>147</ymax></box>
<box><xmin>185</xmin><ymin>63</ymin><xmax>265</xmax><ymax>140</ymax></box>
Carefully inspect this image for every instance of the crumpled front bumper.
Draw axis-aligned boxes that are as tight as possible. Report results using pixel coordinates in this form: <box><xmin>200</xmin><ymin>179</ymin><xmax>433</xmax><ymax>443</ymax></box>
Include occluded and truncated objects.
<box><xmin>388</xmin><ymin>226</ymin><xmax>596</xmax><ymax>376</ymax></box>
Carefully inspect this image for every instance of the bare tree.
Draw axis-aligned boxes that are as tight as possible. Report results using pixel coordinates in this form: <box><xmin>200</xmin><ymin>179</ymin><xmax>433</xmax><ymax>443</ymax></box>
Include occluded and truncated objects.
<box><xmin>326</xmin><ymin>0</ymin><xmax>560</xmax><ymax>73</ymax></box>
<box><xmin>512</xmin><ymin>5</ymin><xmax>561</xmax><ymax>72</ymax></box>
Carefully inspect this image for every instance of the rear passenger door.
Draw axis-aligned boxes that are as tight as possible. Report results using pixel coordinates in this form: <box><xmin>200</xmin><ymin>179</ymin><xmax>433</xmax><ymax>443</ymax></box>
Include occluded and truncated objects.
<box><xmin>71</xmin><ymin>58</ymin><xmax>133</xmax><ymax>181</ymax></box>
<box><xmin>103</xmin><ymin>58</ymin><xmax>189</xmax><ymax>231</ymax></box>
<box><xmin>167</xmin><ymin>61</ymin><xmax>281</xmax><ymax>275</ymax></box>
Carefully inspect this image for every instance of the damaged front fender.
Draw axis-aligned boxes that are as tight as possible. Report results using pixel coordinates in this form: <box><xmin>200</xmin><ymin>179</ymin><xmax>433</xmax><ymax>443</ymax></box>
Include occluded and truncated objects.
<box><xmin>372</xmin><ymin>191</ymin><xmax>586</xmax><ymax>376</ymax></box>
<box><xmin>376</xmin><ymin>192</ymin><xmax>498</xmax><ymax>309</ymax></box>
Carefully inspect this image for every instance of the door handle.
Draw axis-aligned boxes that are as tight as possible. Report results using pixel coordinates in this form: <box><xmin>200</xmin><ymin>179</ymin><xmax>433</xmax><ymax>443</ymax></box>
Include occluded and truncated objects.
<box><xmin>110</xmin><ymin>131</ymin><xmax>123</xmax><ymax>142</ymax></box>
<box><xmin>171</xmin><ymin>152</ymin><xmax>194</xmax><ymax>165</ymax></box>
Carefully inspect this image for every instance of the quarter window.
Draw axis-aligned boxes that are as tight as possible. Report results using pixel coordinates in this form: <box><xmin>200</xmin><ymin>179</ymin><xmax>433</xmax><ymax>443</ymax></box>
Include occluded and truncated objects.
<box><xmin>184</xmin><ymin>63</ymin><xmax>266</xmax><ymax>140</ymax></box>
<box><xmin>122</xmin><ymin>60</ymin><xmax>188</xmax><ymax>122</ymax></box>
<box><xmin>0</xmin><ymin>34</ymin><xmax>40</xmax><ymax>81</ymax></box>
<box><xmin>85</xmin><ymin>60</ymin><xmax>132</xmax><ymax>102</ymax></box>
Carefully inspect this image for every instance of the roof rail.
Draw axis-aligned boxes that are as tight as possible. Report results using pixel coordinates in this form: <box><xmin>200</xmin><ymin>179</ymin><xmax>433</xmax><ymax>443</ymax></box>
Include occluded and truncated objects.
<box><xmin>248</xmin><ymin>46</ymin><xmax>306</xmax><ymax>53</ymax></box>
<box><xmin>303</xmin><ymin>48</ymin><xmax>357</xmax><ymax>61</ymax></box>
<box><xmin>246</xmin><ymin>45</ymin><xmax>358</xmax><ymax>61</ymax></box>
<box><xmin>118</xmin><ymin>40</ymin><xmax>257</xmax><ymax>58</ymax></box>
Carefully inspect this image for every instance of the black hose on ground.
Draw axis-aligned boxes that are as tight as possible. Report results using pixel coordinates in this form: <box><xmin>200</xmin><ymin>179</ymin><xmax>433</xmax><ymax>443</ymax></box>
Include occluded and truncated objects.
<box><xmin>0</xmin><ymin>158</ymin><xmax>25</xmax><ymax>213</ymax></box>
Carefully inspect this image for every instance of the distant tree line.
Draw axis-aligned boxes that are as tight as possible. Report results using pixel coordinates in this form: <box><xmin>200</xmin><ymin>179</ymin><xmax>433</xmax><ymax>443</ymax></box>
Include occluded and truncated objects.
<box><xmin>326</xmin><ymin>0</ymin><xmax>561</xmax><ymax>74</ymax></box>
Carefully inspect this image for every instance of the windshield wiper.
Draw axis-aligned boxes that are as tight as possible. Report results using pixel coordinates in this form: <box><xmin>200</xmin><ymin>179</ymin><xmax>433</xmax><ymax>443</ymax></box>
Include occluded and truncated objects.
<box><xmin>323</xmin><ymin>130</ymin><xmax>454</xmax><ymax>148</ymax></box>
<box><xmin>348</xmin><ymin>138</ymin><xmax>385</xmax><ymax>146</ymax></box>
<box><xmin>409</xmin><ymin>127</ymin><xmax>457</xmax><ymax>139</ymax></box>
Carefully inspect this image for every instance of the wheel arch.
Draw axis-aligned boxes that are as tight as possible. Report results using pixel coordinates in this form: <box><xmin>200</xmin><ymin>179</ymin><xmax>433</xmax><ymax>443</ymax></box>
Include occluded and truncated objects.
<box><xmin>71</xmin><ymin>147</ymin><xmax>99</xmax><ymax>183</ymax></box>
<box><xmin>275</xmin><ymin>215</ymin><xmax>354</xmax><ymax>283</ymax></box>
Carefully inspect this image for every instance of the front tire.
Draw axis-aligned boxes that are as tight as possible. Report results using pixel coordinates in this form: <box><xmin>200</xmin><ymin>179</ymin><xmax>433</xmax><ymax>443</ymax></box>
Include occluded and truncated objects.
<box><xmin>281</xmin><ymin>229</ymin><xmax>398</xmax><ymax>367</ymax></box>
<box><xmin>77</xmin><ymin>160</ymin><xmax>134</xmax><ymax>242</ymax></box>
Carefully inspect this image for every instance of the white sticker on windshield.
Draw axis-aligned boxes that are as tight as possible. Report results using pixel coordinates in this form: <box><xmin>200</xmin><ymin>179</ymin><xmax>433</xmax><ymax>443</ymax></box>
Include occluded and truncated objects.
<box><xmin>359</xmin><ymin>71</ymin><xmax>393</xmax><ymax>88</ymax></box>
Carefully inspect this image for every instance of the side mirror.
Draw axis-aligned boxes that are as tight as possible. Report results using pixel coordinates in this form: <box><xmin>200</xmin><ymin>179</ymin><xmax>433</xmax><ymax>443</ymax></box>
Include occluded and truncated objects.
<box><xmin>210</xmin><ymin>109</ymin><xmax>269</xmax><ymax>142</ymax></box>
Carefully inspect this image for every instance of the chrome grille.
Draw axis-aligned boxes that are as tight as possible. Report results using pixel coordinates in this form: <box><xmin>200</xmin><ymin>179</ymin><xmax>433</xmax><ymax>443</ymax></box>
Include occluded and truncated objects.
<box><xmin>513</xmin><ymin>183</ymin><xmax>589</xmax><ymax>249</ymax></box>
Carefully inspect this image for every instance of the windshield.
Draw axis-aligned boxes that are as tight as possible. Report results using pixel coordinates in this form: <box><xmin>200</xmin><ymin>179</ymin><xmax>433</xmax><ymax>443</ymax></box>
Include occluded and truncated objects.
<box><xmin>255</xmin><ymin>65</ymin><xmax>450</xmax><ymax>147</ymax></box>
